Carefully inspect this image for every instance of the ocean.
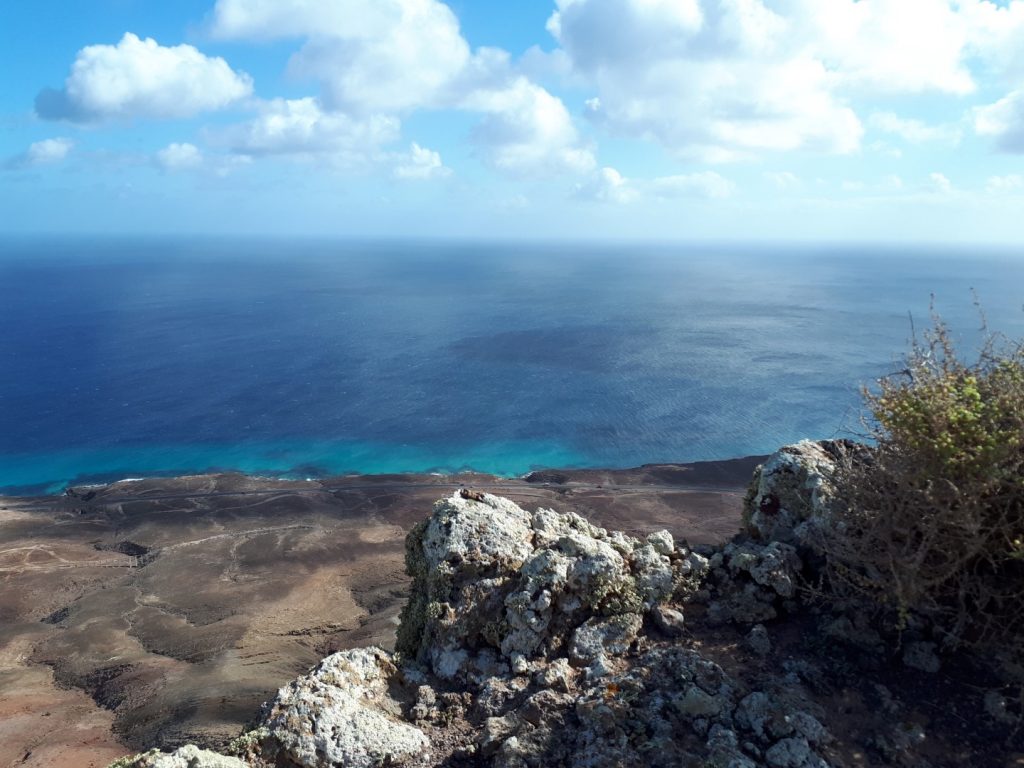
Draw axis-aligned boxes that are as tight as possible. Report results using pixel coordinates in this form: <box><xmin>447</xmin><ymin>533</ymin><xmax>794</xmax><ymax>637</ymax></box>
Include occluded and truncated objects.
<box><xmin>1</xmin><ymin>238</ymin><xmax>1022</xmax><ymax>495</ymax></box>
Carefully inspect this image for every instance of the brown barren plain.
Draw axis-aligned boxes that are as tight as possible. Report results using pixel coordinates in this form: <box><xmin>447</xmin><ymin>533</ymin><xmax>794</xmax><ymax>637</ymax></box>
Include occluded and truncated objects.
<box><xmin>0</xmin><ymin>458</ymin><xmax>760</xmax><ymax>768</ymax></box>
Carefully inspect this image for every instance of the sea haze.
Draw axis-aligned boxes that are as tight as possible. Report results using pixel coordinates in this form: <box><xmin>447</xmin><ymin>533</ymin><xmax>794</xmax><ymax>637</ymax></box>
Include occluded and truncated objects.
<box><xmin>1</xmin><ymin>238</ymin><xmax>1022</xmax><ymax>494</ymax></box>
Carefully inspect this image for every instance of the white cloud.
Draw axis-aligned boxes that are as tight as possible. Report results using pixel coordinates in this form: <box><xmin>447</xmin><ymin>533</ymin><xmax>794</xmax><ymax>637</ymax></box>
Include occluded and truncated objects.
<box><xmin>882</xmin><ymin>174</ymin><xmax>904</xmax><ymax>191</ymax></box>
<box><xmin>867</xmin><ymin>140</ymin><xmax>903</xmax><ymax>158</ymax></box>
<box><xmin>959</xmin><ymin>0</ymin><xmax>1024</xmax><ymax>80</ymax></box>
<box><xmin>466</xmin><ymin>78</ymin><xmax>595</xmax><ymax>176</ymax></box>
<box><xmin>974</xmin><ymin>89</ymin><xmax>1024</xmax><ymax>152</ymax></box>
<box><xmin>795</xmin><ymin>0</ymin><xmax>974</xmax><ymax>95</ymax></box>
<box><xmin>575</xmin><ymin>167</ymin><xmax>734</xmax><ymax>203</ymax></box>
<box><xmin>986</xmin><ymin>174</ymin><xmax>1024</xmax><ymax>194</ymax></box>
<box><xmin>218</xmin><ymin>97</ymin><xmax>400</xmax><ymax>165</ymax></box>
<box><xmin>211</xmin><ymin>0</ymin><xmax>593</xmax><ymax>179</ymax></box>
<box><xmin>652</xmin><ymin>171</ymin><xmax>735</xmax><ymax>199</ymax></box>
<box><xmin>546</xmin><ymin>0</ymin><xmax>1024</xmax><ymax>162</ymax></box>
<box><xmin>5</xmin><ymin>138</ymin><xmax>75</xmax><ymax>170</ymax></box>
<box><xmin>154</xmin><ymin>142</ymin><xmax>252</xmax><ymax>176</ymax></box>
<box><xmin>765</xmin><ymin>171</ymin><xmax>801</xmax><ymax>190</ymax></box>
<box><xmin>546</xmin><ymin>0</ymin><xmax>705</xmax><ymax>73</ymax></box>
<box><xmin>155</xmin><ymin>142</ymin><xmax>203</xmax><ymax>171</ymax></box>
<box><xmin>211</xmin><ymin>0</ymin><xmax>470</xmax><ymax>113</ymax></box>
<box><xmin>869</xmin><ymin>112</ymin><xmax>961</xmax><ymax>144</ymax></box>
<box><xmin>837</xmin><ymin>175</ymin><xmax>908</xmax><ymax>195</ymax></box>
<box><xmin>393</xmin><ymin>143</ymin><xmax>451</xmax><ymax>179</ymax></box>
<box><xmin>549</xmin><ymin>0</ymin><xmax>863</xmax><ymax>161</ymax></box>
<box><xmin>211</xmin><ymin>0</ymin><xmax>399</xmax><ymax>41</ymax></box>
<box><xmin>574</xmin><ymin>167</ymin><xmax>638</xmax><ymax>204</ymax></box>
<box><xmin>26</xmin><ymin>138</ymin><xmax>74</xmax><ymax>165</ymax></box>
<box><xmin>36</xmin><ymin>33</ymin><xmax>252</xmax><ymax>122</ymax></box>
<box><xmin>929</xmin><ymin>172</ymin><xmax>953</xmax><ymax>194</ymax></box>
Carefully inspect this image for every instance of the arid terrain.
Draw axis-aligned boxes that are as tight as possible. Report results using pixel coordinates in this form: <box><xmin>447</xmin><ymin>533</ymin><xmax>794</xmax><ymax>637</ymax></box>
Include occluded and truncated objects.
<box><xmin>0</xmin><ymin>458</ymin><xmax>760</xmax><ymax>768</ymax></box>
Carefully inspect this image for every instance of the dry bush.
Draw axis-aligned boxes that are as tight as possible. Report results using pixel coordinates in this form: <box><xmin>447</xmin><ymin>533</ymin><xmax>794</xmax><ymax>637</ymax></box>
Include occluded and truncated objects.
<box><xmin>821</xmin><ymin>307</ymin><xmax>1024</xmax><ymax>653</ymax></box>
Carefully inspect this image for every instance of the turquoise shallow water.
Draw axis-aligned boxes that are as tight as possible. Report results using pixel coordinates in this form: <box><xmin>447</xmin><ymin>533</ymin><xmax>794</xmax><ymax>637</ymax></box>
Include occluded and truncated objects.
<box><xmin>2</xmin><ymin>440</ymin><xmax>588</xmax><ymax>495</ymax></box>
<box><xmin>2</xmin><ymin>238</ymin><xmax>1023</xmax><ymax>494</ymax></box>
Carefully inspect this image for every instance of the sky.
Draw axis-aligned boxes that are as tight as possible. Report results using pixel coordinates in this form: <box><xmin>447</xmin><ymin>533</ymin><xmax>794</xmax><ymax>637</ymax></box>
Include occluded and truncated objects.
<box><xmin>2</xmin><ymin>0</ymin><xmax>1024</xmax><ymax>242</ymax></box>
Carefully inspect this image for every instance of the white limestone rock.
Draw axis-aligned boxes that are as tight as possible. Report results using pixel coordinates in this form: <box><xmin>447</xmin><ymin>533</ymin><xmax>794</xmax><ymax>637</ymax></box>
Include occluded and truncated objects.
<box><xmin>421</xmin><ymin>493</ymin><xmax>535</xmax><ymax>569</ymax></box>
<box><xmin>569</xmin><ymin>613</ymin><xmax>642</xmax><ymax>667</ymax></box>
<box><xmin>259</xmin><ymin>648</ymin><xmax>430</xmax><ymax>768</ymax></box>
<box><xmin>398</xmin><ymin>492</ymin><xmax>689</xmax><ymax>683</ymax></box>
<box><xmin>112</xmin><ymin>746</ymin><xmax>249</xmax><ymax>768</ymax></box>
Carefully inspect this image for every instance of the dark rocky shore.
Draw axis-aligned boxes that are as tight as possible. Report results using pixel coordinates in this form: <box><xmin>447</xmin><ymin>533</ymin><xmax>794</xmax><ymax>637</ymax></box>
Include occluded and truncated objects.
<box><xmin>0</xmin><ymin>458</ymin><xmax>759</xmax><ymax>768</ymax></box>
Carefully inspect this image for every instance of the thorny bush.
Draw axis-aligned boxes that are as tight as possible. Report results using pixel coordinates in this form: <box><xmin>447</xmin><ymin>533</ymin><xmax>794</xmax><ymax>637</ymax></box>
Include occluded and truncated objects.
<box><xmin>822</xmin><ymin>307</ymin><xmax>1024</xmax><ymax>656</ymax></box>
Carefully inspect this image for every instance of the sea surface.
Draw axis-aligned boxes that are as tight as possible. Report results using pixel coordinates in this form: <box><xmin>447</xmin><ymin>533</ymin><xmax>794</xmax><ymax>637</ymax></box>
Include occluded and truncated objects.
<box><xmin>1</xmin><ymin>238</ymin><xmax>1022</xmax><ymax>495</ymax></box>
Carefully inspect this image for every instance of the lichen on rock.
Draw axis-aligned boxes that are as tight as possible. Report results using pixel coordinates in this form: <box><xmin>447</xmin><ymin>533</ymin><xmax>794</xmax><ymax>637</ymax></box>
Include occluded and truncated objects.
<box><xmin>743</xmin><ymin>440</ymin><xmax>852</xmax><ymax>546</ymax></box>
<box><xmin>395</xmin><ymin>491</ymin><xmax>688</xmax><ymax>682</ymax></box>
<box><xmin>255</xmin><ymin>647</ymin><xmax>430</xmax><ymax>768</ymax></box>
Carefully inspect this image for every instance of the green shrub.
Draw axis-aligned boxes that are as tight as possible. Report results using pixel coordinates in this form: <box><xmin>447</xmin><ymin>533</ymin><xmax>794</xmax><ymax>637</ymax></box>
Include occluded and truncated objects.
<box><xmin>822</xmin><ymin>307</ymin><xmax>1024</xmax><ymax>651</ymax></box>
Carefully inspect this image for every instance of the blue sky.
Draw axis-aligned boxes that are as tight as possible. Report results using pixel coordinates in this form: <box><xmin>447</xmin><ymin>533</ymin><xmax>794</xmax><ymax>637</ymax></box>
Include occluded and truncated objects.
<box><xmin>2</xmin><ymin>0</ymin><xmax>1024</xmax><ymax>241</ymax></box>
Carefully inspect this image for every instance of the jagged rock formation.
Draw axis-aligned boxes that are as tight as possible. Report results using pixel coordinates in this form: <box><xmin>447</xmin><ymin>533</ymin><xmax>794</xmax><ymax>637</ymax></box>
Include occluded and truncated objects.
<box><xmin>110</xmin><ymin>442</ymin><xmax>1021</xmax><ymax>768</ymax></box>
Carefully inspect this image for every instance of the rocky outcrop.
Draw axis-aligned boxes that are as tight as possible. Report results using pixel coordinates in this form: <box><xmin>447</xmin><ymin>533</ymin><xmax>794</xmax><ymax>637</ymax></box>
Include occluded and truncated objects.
<box><xmin>114</xmin><ymin>488</ymin><xmax>837</xmax><ymax>768</ymax></box>
<box><xmin>109</xmin><ymin>444</ymin><xmax>1020</xmax><ymax>767</ymax></box>
<box><xmin>395</xmin><ymin>492</ymin><xmax>702</xmax><ymax>685</ymax></box>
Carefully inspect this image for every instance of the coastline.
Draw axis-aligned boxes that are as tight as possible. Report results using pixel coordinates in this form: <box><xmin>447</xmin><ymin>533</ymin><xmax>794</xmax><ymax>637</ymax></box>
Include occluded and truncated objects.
<box><xmin>0</xmin><ymin>456</ymin><xmax>761</xmax><ymax>768</ymax></box>
<box><xmin>0</xmin><ymin>451</ymin><xmax>767</xmax><ymax>498</ymax></box>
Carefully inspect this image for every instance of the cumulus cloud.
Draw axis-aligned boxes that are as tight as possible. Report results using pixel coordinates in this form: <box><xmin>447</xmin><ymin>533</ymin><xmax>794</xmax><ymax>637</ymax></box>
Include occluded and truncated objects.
<box><xmin>794</xmin><ymin>0</ymin><xmax>974</xmax><ymax>95</ymax></box>
<box><xmin>4</xmin><ymin>138</ymin><xmax>74</xmax><ymax>170</ymax></box>
<box><xmin>573</xmin><ymin>167</ymin><xmax>637</xmax><ymax>204</ymax></box>
<box><xmin>882</xmin><ymin>174</ymin><xmax>905</xmax><ymax>191</ymax></box>
<box><xmin>155</xmin><ymin>142</ymin><xmax>203</xmax><ymax>171</ymax></box>
<box><xmin>986</xmin><ymin>174</ymin><xmax>1024</xmax><ymax>194</ymax></box>
<box><xmin>574</xmin><ymin>167</ymin><xmax>734</xmax><ymax>203</ymax></box>
<box><xmin>217</xmin><ymin>97</ymin><xmax>400</xmax><ymax>165</ymax></box>
<box><xmin>546</xmin><ymin>0</ymin><xmax>1024</xmax><ymax>162</ymax></box>
<box><xmin>765</xmin><ymin>171</ymin><xmax>801</xmax><ymax>190</ymax></box>
<box><xmin>549</xmin><ymin>0</ymin><xmax>863</xmax><ymax>161</ymax></box>
<box><xmin>929</xmin><ymin>172</ymin><xmax>954</xmax><ymax>194</ymax></box>
<box><xmin>962</xmin><ymin>2</ymin><xmax>1024</xmax><ymax>152</ymax></box>
<box><xmin>974</xmin><ymin>89</ymin><xmax>1024</xmax><ymax>152</ymax></box>
<box><xmin>213</xmin><ymin>0</ymin><xmax>470</xmax><ymax>114</ymax></box>
<box><xmin>466</xmin><ymin>78</ymin><xmax>595</xmax><ymax>176</ymax></box>
<box><xmin>393</xmin><ymin>143</ymin><xmax>451</xmax><ymax>179</ymax></box>
<box><xmin>959</xmin><ymin>0</ymin><xmax>1024</xmax><ymax>80</ymax></box>
<box><xmin>211</xmin><ymin>0</ymin><xmax>395</xmax><ymax>41</ymax></box>
<box><xmin>27</xmin><ymin>138</ymin><xmax>74</xmax><ymax>165</ymax></box>
<box><xmin>652</xmin><ymin>171</ymin><xmax>735</xmax><ymax>199</ymax></box>
<box><xmin>154</xmin><ymin>142</ymin><xmax>252</xmax><ymax>176</ymax></box>
<box><xmin>36</xmin><ymin>33</ymin><xmax>252</xmax><ymax>122</ymax></box>
<box><xmin>870</xmin><ymin>112</ymin><xmax>962</xmax><ymax>144</ymax></box>
<box><xmin>209</xmin><ymin>0</ymin><xmax>593</xmax><ymax>177</ymax></box>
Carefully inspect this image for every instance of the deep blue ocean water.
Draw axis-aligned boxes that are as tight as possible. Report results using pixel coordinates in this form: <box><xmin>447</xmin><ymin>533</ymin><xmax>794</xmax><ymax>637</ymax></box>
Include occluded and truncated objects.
<box><xmin>1</xmin><ymin>238</ymin><xmax>1022</xmax><ymax>495</ymax></box>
